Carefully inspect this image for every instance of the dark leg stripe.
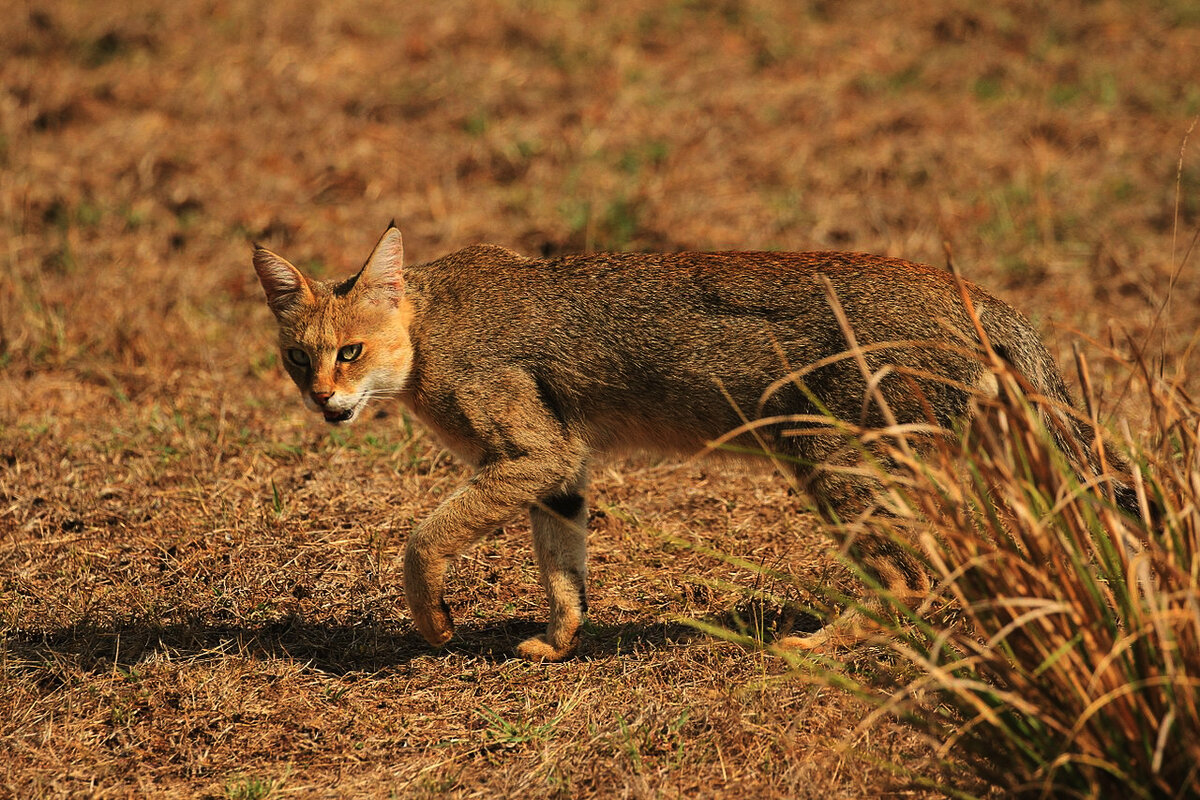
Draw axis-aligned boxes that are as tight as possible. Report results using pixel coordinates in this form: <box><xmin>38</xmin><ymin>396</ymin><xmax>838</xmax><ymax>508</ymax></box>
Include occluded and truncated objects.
<box><xmin>569</xmin><ymin>567</ymin><xmax>588</xmax><ymax>615</ymax></box>
<box><xmin>542</xmin><ymin>491</ymin><xmax>584</xmax><ymax>520</ymax></box>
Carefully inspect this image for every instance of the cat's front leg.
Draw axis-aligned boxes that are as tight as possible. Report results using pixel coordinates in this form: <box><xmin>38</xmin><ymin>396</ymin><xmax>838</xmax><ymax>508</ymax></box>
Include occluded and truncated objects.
<box><xmin>404</xmin><ymin>460</ymin><xmax>587</xmax><ymax>651</ymax></box>
<box><xmin>402</xmin><ymin>370</ymin><xmax>589</xmax><ymax>653</ymax></box>
<box><xmin>518</xmin><ymin>478</ymin><xmax>590</xmax><ymax>662</ymax></box>
<box><xmin>403</xmin><ymin>528</ymin><xmax>459</xmax><ymax>646</ymax></box>
<box><xmin>402</xmin><ymin>478</ymin><xmax>531</xmax><ymax>649</ymax></box>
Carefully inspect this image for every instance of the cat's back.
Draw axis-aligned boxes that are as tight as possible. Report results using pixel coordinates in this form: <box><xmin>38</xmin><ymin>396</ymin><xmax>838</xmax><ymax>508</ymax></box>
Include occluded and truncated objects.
<box><xmin>412</xmin><ymin>245</ymin><xmax>960</xmax><ymax>290</ymax></box>
<box><xmin>405</xmin><ymin>245</ymin><xmax>989</xmax><ymax>326</ymax></box>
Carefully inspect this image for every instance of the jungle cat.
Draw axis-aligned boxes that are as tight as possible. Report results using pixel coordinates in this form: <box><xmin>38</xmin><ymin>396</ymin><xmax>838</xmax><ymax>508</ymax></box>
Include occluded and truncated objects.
<box><xmin>253</xmin><ymin>224</ymin><xmax>1135</xmax><ymax>661</ymax></box>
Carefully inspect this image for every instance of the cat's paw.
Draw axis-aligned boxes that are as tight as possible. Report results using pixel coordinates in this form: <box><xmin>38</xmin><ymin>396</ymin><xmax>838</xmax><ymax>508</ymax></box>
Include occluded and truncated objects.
<box><xmin>413</xmin><ymin>599</ymin><xmax>455</xmax><ymax>647</ymax></box>
<box><xmin>516</xmin><ymin>634</ymin><xmax>576</xmax><ymax>662</ymax></box>
<box><xmin>776</xmin><ymin>609</ymin><xmax>873</xmax><ymax>654</ymax></box>
<box><xmin>776</xmin><ymin>631</ymin><xmax>843</xmax><ymax>654</ymax></box>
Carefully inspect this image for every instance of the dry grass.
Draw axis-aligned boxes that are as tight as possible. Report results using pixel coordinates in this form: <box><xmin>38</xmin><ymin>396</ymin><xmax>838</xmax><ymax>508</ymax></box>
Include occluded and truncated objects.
<box><xmin>2</xmin><ymin>0</ymin><xmax>1198</xmax><ymax>797</ymax></box>
<box><xmin>786</xmin><ymin>343</ymin><xmax>1200</xmax><ymax>798</ymax></box>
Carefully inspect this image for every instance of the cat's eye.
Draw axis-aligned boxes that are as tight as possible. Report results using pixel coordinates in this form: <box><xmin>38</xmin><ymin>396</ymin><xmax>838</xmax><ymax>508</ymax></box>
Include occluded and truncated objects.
<box><xmin>337</xmin><ymin>343</ymin><xmax>363</xmax><ymax>363</ymax></box>
<box><xmin>286</xmin><ymin>348</ymin><xmax>310</xmax><ymax>368</ymax></box>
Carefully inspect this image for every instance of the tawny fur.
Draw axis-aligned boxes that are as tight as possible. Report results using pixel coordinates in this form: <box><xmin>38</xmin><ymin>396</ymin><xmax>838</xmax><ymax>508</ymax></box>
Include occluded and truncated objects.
<box><xmin>253</xmin><ymin>225</ymin><xmax>1133</xmax><ymax>661</ymax></box>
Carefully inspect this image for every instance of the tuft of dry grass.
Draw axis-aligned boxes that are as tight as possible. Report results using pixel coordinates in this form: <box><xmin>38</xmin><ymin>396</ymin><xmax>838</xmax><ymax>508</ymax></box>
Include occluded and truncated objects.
<box><xmin>787</xmin><ymin>344</ymin><xmax>1200</xmax><ymax>798</ymax></box>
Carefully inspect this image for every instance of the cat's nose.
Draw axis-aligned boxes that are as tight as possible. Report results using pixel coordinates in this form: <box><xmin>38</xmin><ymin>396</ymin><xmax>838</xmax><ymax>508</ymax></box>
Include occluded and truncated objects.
<box><xmin>311</xmin><ymin>390</ymin><xmax>334</xmax><ymax>407</ymax></box>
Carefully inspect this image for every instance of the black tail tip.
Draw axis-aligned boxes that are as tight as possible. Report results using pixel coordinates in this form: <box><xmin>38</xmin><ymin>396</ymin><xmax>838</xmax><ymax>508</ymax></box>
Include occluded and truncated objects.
<box><xmin>1115</xmin><ymin>484</ymin><xmax>1162</xmax><ymax>528</ymax></box>
<box><xmin>1115</xmin><ymin>485</ymin><xmax>1140</xmax><ymax>517</ymax></box>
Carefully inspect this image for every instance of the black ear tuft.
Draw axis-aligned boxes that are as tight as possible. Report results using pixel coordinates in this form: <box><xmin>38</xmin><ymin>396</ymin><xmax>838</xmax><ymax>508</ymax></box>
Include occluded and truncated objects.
<box><xmin>387</xmin><ymin>218</ymin><xmax>397</xmax><ymax>230</ymax></box>
<box><xmin>252</xmin><ymin>241</ymin><xmax>263</xmax><ymax>251</ymax></box>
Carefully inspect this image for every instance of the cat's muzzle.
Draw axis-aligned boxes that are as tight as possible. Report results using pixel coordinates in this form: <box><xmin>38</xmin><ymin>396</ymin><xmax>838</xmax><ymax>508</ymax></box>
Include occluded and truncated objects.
<box><xmin>323</xmin><ymin>406</ymin><xmax>356</xmax><ymax>423</ymax></box>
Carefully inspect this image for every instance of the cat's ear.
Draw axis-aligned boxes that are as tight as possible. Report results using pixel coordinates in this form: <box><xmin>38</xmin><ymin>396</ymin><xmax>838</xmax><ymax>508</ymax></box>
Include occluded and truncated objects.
<box><xmin>354</xmin><ymin>223</ymin><xmax>405</xmax><ymax>305</ymax></box>
<box><xmin>253</xmin><ymin>246</ymin><xmax>314</xmax><ymax>316</ymax></box>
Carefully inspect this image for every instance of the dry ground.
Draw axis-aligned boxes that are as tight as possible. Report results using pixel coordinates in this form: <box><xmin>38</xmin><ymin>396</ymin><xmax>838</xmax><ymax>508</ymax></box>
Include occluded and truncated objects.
<box><xmin>2</xmin><ymin>0</ymin><xmax>1198</xmax><ymax>797</ymax></box>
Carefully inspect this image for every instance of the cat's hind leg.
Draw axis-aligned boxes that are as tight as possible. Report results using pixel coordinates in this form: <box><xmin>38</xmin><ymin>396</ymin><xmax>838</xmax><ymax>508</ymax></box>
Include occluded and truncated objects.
<box><xmin>778</xmin><ymin>435</ymin><xmax>930</xmax><ymax>652</ymax></box>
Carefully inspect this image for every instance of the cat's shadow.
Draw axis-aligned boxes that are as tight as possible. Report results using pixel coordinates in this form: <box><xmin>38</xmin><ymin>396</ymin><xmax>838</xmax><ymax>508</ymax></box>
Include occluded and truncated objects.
<box><xmin>2</xmin><ymin>610</ymin><xmax>818</xmax><ymax>676</ymax></box>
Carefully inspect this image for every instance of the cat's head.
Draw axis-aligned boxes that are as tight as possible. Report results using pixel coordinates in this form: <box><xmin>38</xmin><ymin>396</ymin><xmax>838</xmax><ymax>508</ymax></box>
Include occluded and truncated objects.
<box><xmin>252</xmin><ymin>225</ymin><xmax>413</xmax><ymax>425</ymax></box>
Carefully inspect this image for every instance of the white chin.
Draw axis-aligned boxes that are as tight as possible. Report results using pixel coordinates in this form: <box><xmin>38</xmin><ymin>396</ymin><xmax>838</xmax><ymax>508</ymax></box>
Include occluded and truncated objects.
<box><xmin>321</xmin><ymin>399</ymin><xmax>364</xmax><ymax>425</ymax></box>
